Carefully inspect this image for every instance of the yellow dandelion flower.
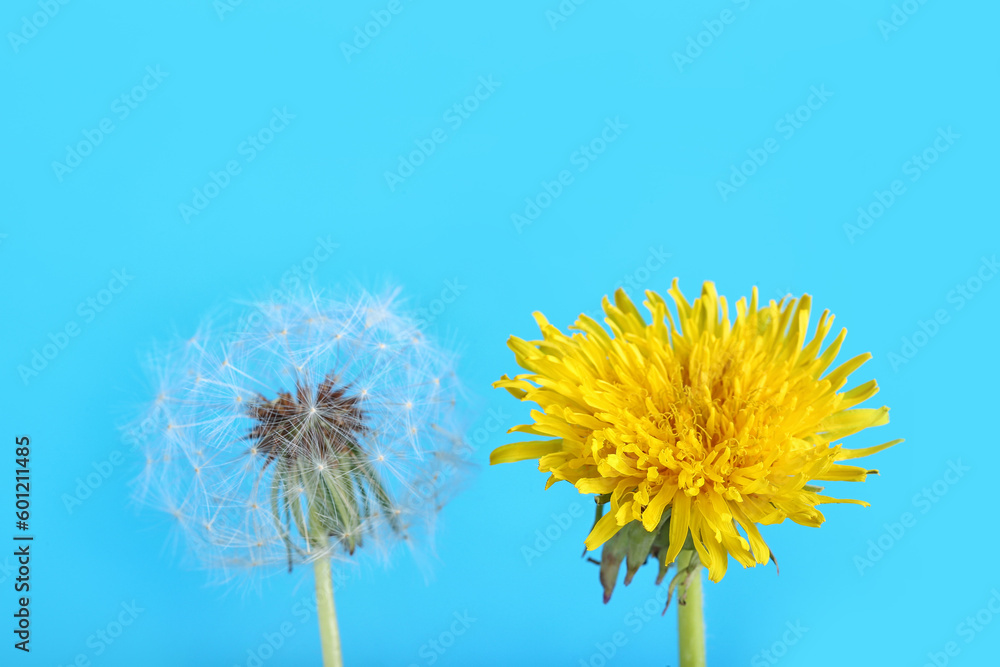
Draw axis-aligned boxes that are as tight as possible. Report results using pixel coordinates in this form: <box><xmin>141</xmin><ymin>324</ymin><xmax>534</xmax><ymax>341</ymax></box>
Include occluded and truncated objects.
<box><xmin>491</xmin><ymin>280</ymin><xmax>901</xmax><ymax>583</ymax></box>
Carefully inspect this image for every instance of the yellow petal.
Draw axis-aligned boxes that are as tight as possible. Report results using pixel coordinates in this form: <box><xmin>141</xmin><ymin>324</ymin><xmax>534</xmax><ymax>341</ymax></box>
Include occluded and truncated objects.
<box><xmin>584</xmin><ymin>510</ymin><xmax>623</xmax><ymax>550</ymax></box>
<box><xmin>813</xmin><ymin>463</ymin><xmax>873</xmax><ymax>482</ymax></box>
<box><xmin>641</xmin><ymin>482</ymin><xmax>677</xmax><ymax>532</ymax></box>
<box><xmin>665</xmin><ymin>493</ymin><xmax>691</xmax><ymax>564</ymax></box>
<box><xmin>490</xmin><ymin>439</ymin><xmax>563</xmax><ymax>465</ymax></box>
<box><xmin>836</xmin><ymin>438</ymin><xmax>903</xmax><ymax>461</ymax></box>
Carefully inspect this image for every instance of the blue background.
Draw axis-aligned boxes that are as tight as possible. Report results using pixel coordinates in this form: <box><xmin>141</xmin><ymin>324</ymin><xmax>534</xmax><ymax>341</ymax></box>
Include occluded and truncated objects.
<box><xmin>2</xmin><ymin>1</ymin><xmax>998</xmax><ymax>665</ymax></box>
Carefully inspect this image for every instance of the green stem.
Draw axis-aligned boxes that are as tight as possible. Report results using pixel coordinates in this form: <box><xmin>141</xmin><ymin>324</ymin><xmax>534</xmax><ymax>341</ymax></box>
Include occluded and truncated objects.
<box><xmin>677</xmin><ymin>553</ymin><xmax>706</xmax><ymax>667</ymax></box>
<box><xmin>313</xmin><ymin>557</ymin><xmax>344</xmax><ymax>667</ymax></box>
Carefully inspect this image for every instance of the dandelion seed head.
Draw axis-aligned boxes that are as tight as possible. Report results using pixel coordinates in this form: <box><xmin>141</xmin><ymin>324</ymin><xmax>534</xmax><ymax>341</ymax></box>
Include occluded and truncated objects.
<box><xmin>131</xmin><ymin>288</ymin><xmax>467</xmax><ymax>582</ymax></box>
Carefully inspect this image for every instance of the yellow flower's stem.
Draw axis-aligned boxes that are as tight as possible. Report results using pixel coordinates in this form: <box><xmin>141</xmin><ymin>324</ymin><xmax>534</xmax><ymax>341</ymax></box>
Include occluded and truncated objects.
<box><xmin>677</xmin><ymin>552</ymin><xmax>706</xmax><ymax>667</ymax></box>
<box><xmin>313</xmin><ymin>557</ymin><xmax>344</xmax><ymax>667</ymax></box>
